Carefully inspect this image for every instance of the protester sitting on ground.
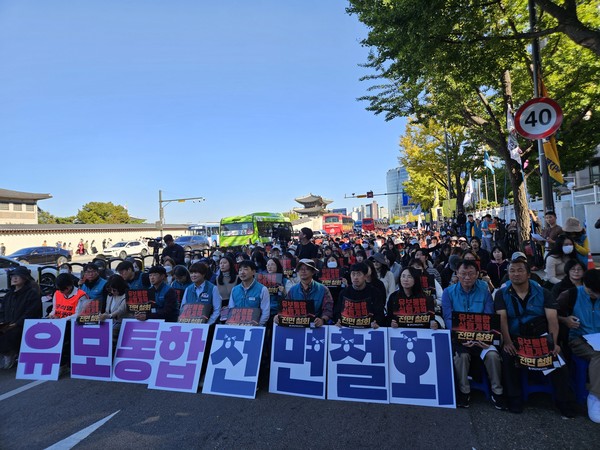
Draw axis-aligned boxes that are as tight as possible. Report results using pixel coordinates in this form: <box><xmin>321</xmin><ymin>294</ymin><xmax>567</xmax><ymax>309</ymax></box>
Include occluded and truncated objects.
<box><xmin>364</xmin><ymin>259</ymin><xmax>389</xmax><ymax>304</ymax></box>
<box><xmin>562</xmin><ymin>217</ymin><xmax>589</xmax><ymax>266</ymax></box>
<box><xmin>388</xmin><ymin>267</ymin><xmax>441</xmax><ymax>329</ymax></box>
<box><xmin>99</xmin><ymin>274</ymin><xmax>129</xmax><ymax>341</ymax></box>
<box><xmin>116</xmin><ymin>260</ymin><xmax>150</xmax><ymax>290</ymax></box>
<box><xmin>369</xmin><ymin>253</ymin><xmax>396</xmax><ymax>300</ymax></box>
<box><xmin>135</xmin><ymin>266</ymin><xmax>178</xmax><ymax>322</ymax></box>
<box><xmin>171</xmin><ymin>265</ymin><xmax>192</xmax><ymax>290</ymax></box>
<box><xmin>551</xmin><ymin>259</ymin><xmax>586</xmax><ymax>300</ymax></box>
<box><xmin>440</xmin><ymin>254</ymin><xmax>461</xmax><ymax>289</ymax></box>
<box><xmin>442</xmin><ymin>259</ymin><xmax>505</xmax><ymax>409</ymax></box>
<box><xmin>275</xmin><ymin>258</ymin><xmax>332</xmax><ymax>327</ymax></box>
<box><xmin>333</xmin><ymin>262</ymin><xmax>386</xmax><ymax>328</ymax></box>
<box><xmin>265</xmin><ymin>257</ymin><xmax>288</xmax><ymax>318</ymax></box>
<box><xmin>228</xmin><ymin>260</ymin><xmax>270</xmax><ymax>326</ymax></box>
<box><xmin>181</xmin><ymin>262</ymin><xmax>221</xmax><ymax>325</ymax></box>
<box><xmin>414</xmin><ymin>248</ymin><xmax>442</xmax><ymax>284</ymax></box>
<box><xmin>162</xmin><ymin>256</ymin><xmax>176</xmax><ymax>283</ymax></box>
<box><xmin>470</xmin><ymin>237</ymin><xmax>491</xmax><ymax>269</ymax></box>
<box><xmin>486</xmin><ymin>246</ymin><xmax>509</xmax><ymax>289</ymax></box>
<box><xmin>499</xmin><ymin>252</ymin><xmax>543</xmax><ymax>286</ymax></box>
<box><xmin>215</xmin><ymin>255</ymin><xmax>238</xmax><ymax>322</ymax></box>
<box><xmin>0</xmin><ymin>267</ymin><xmax>42</xmax><ymax>369</ymax></box>
<box><xmin>48</xmin><ymin>273</ymin><xmax>89</xmax><ymax>319</ymax></box>
<box><xmin>462</xmin><ymin>250</ymin><xmax>495</xmax><ymax>292</ymax></box>
<box><xmin>494</xmin><ymin>258</ymin><xmax>577</xmax><ymax>417</ymax></box>
<box><xmin>544</xmin><ymin>235</ymin><xmax>578</xmax><ymax>285</ymax></box>
<box><xmin>79</xmin><ymin>262</ymin><xmax>108</xmax><ymax>303</ymax></box>
<box><xmin>562</xmin><ymin>269</ymin><xmax>600</xmax><ymax>423</ymax></box>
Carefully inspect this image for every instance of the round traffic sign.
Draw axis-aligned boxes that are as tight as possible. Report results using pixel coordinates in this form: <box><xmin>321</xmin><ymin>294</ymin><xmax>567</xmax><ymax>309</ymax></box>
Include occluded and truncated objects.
<box><xmin>514</xmin><ymin>97</ymin><xmax>563</xmax><ymax>140</ymax></box>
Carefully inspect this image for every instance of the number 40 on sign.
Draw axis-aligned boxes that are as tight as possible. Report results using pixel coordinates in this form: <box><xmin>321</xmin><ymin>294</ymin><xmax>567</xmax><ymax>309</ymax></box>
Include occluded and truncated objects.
<box><xmin>515</xmin><ymin>97</ymin><xmax>563</xmax><ymax>140</ymax></box>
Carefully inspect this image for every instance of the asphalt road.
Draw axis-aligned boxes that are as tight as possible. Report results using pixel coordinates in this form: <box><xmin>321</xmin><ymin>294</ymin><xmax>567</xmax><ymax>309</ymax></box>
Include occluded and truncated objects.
<box><xmin>0</xmin><ymin>367</ymin><xmax>597</xmax><ymax>450</ymax></box>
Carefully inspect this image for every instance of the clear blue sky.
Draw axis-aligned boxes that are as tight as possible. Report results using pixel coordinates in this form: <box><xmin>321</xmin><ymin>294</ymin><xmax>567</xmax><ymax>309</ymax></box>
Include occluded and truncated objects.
<box><xmin>0</xmin><ymin>0</ymin><xmax>405</xmax><ymax>223</ymax></box>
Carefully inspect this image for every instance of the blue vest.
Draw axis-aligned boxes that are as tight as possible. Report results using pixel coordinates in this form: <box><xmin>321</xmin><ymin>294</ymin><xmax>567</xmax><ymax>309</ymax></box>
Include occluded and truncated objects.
<box><xmin>183</xmin><ymin>281</ymin><xmax>216</xmax><ymax>306</ymax></box>
<box><xmin>171</xmin><ymin>280</ymin><xmax>192</xmax><ymax>291</ymax></box>
<box><xmin>151</xmin><ymin>282</ymin><xmax>173</xmax><ymax>309</ymax></box>
<box><xmin>447</xmin><ymin>279</ymin><xmax>489</xmax><ymax>314</ymax></box>
<box><xmin>502</xmin><ymin>280</ymin><xmax>546</xmax><ymax>336</ymax></box>
<box><xmin>231</xmin><ymin>279</ymin><xmax>265</xmax><ymax>308</ymax></box>
<box><xmin>570</xmin><ymin>286</ymin><xmax>600</xmax><ymax>339</ymax></box>
<box><xmin>81</xmin><ymin>277</ymin><xmax>107</xmax><ymax>300</ymax></box>
<box><xmin>128</xmin><ymin>272</ymin><xmax>147</xmax><ymax>290</ymax></box>
<box><xmin>287</xmin><ymin>281</ymin><xmax>327</xmax><ymax>316</ymax></box>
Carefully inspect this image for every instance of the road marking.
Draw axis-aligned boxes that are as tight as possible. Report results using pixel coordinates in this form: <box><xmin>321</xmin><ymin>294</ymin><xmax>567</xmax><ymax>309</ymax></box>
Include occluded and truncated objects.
<box><xmin>0</xmin><ymin>380</ymin><xmax>46</xmax><ymax>401</ymax></box>
<box><xmin>45</xmin><ymin>410</ymin><xmax>121</xmax><ymax>450</ymax></box>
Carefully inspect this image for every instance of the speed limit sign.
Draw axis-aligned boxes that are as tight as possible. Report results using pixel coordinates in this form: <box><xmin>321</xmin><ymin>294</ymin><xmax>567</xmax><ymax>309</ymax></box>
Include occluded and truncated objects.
<box><xmin>514</xmin><ymin>97</ymin><xmax>563</xmax><ymax>140</ymax></box>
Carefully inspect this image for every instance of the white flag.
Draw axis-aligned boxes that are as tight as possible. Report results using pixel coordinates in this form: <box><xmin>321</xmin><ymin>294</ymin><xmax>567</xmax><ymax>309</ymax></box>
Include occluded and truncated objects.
<box><xmin>507</xmin><ymin>107</ymin><xmax>522</xmax><ymax>165</ymax></box>
<box><xmin>463</xmin><ymin>176</ymin><xmax>474</xmax><ymax>207</ymax></box>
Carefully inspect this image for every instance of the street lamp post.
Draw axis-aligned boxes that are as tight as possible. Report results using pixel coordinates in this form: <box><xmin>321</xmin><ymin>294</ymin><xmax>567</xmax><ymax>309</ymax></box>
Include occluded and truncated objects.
<box><xmin>158</xmin><ymin>190</ymin><xmax>206</xmax><ymax>237</ymax></box>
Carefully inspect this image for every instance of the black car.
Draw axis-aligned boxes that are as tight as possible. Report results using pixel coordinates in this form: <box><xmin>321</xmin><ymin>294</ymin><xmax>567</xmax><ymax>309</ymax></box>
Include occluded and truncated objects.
<box><xmin>8</xmin><ymin>246</ymin><xmax>72</xmax><ymax>266</ymax></box>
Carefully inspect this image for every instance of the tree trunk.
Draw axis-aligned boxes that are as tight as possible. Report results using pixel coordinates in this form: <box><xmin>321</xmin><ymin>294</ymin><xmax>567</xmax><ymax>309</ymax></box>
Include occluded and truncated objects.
<box><xmin>454</xmin><ymin>172</ymin><xmax>465</xmax><ymax>214</ymax></box>
<box><xmin>500</xmin><ymin>70</ymin><xmax>531</xmax><ymax>246</ymax></box>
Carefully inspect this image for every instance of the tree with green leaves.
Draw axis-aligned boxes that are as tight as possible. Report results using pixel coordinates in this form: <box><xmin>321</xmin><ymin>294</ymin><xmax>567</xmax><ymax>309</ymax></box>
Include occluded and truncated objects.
<box><xmin>399</xmin><ymin>119</ymin><xmax>484</xmax><ymax>212</ymax></box>
<box><xmin>76</xmin><ymin>202</ymin><xmax>133</xmax><ymax>224</ymax></box>
<box><xmin>347</xmin><ymin>0</ymin><xmax>600</xmax><ymax>243</ymax></box>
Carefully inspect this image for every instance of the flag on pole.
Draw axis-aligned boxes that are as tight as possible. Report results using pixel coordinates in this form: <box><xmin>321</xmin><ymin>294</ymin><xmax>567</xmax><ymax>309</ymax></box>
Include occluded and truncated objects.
<box><xmin>411</xmin><ymin>204</ymin><xmax>422</xmax><ymax>215</ymax></box>
<box><xmin>543</xmin><ymin>136</ymin><xmax>564</xmax><ymax>184</ymax></box>
<box><xmin>463</xmin><ymin>176</ymin><xmax>474</xmax><ymax>207</ymax></box>
<box><xmin>484</xmin><ymin>151</ymin><xmax>495</xmax><ymax>174</ymax></box>
<box><xmin>507</xmin><ymin>106</ymin><xmax>522</xmax><ymax>165</ymax></box>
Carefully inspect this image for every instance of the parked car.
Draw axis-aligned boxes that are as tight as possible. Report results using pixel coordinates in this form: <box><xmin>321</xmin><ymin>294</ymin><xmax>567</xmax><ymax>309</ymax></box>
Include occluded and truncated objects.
<box><xmin>313</xmin><ymin>230</ymin><xmax>327</xmax><ymax>239</ymax></box>
<box><xmin>174</xmin><ymin>235</ymin><xmax>210</xmax><ymax>252</ymax></box>
<box><xmin>102</xmin><ymin>240</ymin><xmax>149</xmax><ymax>259</ymax></box>
<box><xmin>8</xmin><ymin>246</ymin><xmax>71</xmax><ymax>266</ymax></box>
<box><xmin>0</xmin><ymin>255</ymin><xmax>58</xmax><ymax>297</ymax></box>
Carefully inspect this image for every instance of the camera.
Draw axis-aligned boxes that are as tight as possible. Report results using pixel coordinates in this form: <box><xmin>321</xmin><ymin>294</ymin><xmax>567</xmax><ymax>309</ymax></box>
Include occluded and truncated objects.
<box><xmin>146</xmin><ymin>237</ymin><xmax>163</xmax><ymax>248</ymax></box>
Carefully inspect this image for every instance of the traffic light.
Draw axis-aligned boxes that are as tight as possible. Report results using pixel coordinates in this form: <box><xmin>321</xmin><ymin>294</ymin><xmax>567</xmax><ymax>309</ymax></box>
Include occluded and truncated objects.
<box><xmin>367</xmin><ymin>191</ymin><xmax>374</xmax><ymax>198</ymax></box>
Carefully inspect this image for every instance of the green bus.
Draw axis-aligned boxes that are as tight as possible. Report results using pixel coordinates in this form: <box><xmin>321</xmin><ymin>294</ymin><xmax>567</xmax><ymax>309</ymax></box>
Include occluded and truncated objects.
<box><xmin>219</xmin><ymin>212</ymin><xmax>293</xmax><ymax>247</ymax></box>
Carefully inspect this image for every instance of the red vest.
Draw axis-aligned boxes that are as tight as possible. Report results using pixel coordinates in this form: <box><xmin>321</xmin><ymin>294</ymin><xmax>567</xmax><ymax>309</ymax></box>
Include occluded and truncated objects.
<box><xmin>54</xmin><ymin>288</ymin><xmax>87</xmax><ymax>318</ymax></box>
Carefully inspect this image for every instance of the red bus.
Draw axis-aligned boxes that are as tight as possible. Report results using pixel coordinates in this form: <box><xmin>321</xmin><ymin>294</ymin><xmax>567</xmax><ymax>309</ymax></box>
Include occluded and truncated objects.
<box><xmin>362</xmin><ymin>218</ymin><xmax>375</xmax><ymax>231</ymax></box>
<box><xmin>322</xmin><ymin>214</ymin><xmax>354</xmax><ymax>235</ymax></box>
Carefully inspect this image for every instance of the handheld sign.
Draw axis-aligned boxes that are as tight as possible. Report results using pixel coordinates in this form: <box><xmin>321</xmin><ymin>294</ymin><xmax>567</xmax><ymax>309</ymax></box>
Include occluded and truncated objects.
<box><xmin>278</xmin><ymin>299</ymin><xmax>315</xmax><ymax>327</ymax></box>
<box><xmin>126</xmin><ymin>289</ymin><xmax>155</xmax><ymax>314</ymax></box>
<box><xmin>257</xmin><ymin>273</ymin><xmax>283</xmax><ymax>296</ymax></box>
<box><xmin>451</xmin><ymin>312</ymin><xmax>501</xmax><ymax>345</ymax></box>
<box><xmin>340</xmin><ymin>297</ymin><xmax>372</xmax><ymax>328</ymax></box>
<box><xmin>226</xmin><ymin>307</ymin><xmax>261</xmax><ymax>326</ymax></box>
<box><xmin>76</xmin><ymin>299</ymin><xmax>102</xmax><ymax>324</ymax></box>
<box><xmin>516</xmin><ymin>335</ymin><xmax>558</xmax><ymax>370</ymax></box>
<box><xmin>178</xmin><ymin>303</ymin><xmax>212</xmax><ymax>324</ymax></box>
<box><xmin>320</xmin><ymin>268</ymin><xmax>342</xmax><ymax>287</ymax></box>
<box><xmin>280</xmin><ymin>257</ymin><xmax>294</xmax><ymax>279</ymax></box>
<box><xmin>392</xmin><ymin>296</ymin><xmax>435</xmax><ymax>328</ymax></box>
<box><xmin>515</xmin><ymin>97</ymin><xmax>563</xmax><ymax>140</ymax></box>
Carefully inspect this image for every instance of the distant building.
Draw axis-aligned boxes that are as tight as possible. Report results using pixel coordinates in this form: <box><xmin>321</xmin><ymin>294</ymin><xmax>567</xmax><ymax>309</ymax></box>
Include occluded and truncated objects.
<box><xmin>0</xmin><ymin>188</ymin><xmax>51</xmax><ymax>224</ymax></box>
<box><xmin>386</xmin><ymin>167</ymin><xmax>409</xmax><ymax>216</ymax></box>
<box><xmin>294</xmin><ymin>193</ymin><xmax>332</xmax><ymax>217</ymax></box>
<box><xmin>365</xmin><ymin>201</ymin><xmax>379</xmax><ymax>219</ymax></box>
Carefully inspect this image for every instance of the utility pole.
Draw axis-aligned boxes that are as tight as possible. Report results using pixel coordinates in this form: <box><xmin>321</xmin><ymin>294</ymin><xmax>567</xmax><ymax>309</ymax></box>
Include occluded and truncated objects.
<box><xmin>528</xmin><ymin>0</ymin><xmax>555</xmax><ymax>214</ymax></box>
<box><xmin>158</xmin><ymin>190</ymin><xmax>206</xmax><ymax>237</ymax></box>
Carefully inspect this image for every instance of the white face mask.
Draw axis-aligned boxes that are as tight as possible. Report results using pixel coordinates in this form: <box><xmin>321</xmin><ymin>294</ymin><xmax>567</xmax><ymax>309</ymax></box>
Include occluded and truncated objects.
<box><xmin>184</xmin><ymin>258</ymin><xmax>191</xmax><ymax>264</ymax></box>
<box><xmin>164</xmin><ymin>265</ymin><xmax>173</xmax><ymax>273</ymax></box>
<box><xmin>562</xmin><ymin>245</ymin><xmax>574</xmax><ymax>254</ymax></box>
<box><xmin>362</xmin><ymin>243</ymin><xmax>369</xmax><ymax>249</ymax></box>
<box><xmin>327</xmin><ymin>261</ymin><xmax>337</xmax><ymax>268</ymax></box>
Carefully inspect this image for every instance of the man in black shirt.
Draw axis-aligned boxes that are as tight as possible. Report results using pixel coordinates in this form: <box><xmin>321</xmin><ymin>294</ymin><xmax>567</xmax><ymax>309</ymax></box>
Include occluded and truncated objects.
<box><xmin>161</xmin><ymin>234</ymin><xmax>185</xmax><ymax>265</ymax></box>
<box><xmin>296</xmin><ymin>227</ymin><xmax>319</xmax><ymax>260</ymax></box>
<box><xmin>334</xmin><ymin>263</ymin><xmax>386</xmax><ymax>327</ymax></box>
